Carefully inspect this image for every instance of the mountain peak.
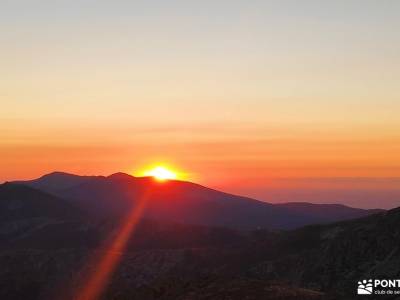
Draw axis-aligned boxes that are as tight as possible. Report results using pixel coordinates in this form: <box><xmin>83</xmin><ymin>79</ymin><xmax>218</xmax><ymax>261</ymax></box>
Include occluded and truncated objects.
<box><xmin>40</xmin><ymin>171</ymin><xmax>80</xmax><ymax>179</ymax></box>
<box><xmin>107</xmin><ymin>172</ymin><xmax>135</xmax><ymax>180</ymax></box>
<box><xmin>12</xmin><ymin>171</ymin><xmax>97</xmax><ymax>194</ymax></box>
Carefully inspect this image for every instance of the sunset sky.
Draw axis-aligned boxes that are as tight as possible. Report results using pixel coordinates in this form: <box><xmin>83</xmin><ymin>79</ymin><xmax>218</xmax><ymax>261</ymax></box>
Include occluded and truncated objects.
<box><xmin>1</xmin><ymin>1</ymin><xmax>399</xmax><ymax>208</ymax></box>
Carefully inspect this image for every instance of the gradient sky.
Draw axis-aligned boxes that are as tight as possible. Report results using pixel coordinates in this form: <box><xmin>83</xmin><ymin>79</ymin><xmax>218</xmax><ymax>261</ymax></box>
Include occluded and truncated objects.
<box><xmin>1</xmin><ymin>1</ymin><xmax>400</xmax><ymax>208</ymax></box>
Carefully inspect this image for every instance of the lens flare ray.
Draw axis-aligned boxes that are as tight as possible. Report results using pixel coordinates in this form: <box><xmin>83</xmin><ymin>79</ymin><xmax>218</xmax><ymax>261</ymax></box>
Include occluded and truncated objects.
<box><xmin>73</xmin><ymin>192</ymin><xmax>149</xmax><ymax>300</ymax></box>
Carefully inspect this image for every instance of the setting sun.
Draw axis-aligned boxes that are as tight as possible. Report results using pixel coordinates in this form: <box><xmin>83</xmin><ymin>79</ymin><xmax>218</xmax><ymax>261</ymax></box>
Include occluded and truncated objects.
<box><xmin>144</xmin><ymin>166</ymin><xmax>177</xmax><ymax>181</ymax></box>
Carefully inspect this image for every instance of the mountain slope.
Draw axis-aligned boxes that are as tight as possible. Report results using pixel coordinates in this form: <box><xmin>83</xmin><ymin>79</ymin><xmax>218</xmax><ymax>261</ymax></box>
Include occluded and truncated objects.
<box><xmin>0</xmin><ymin>183</ymin><xmax>82</xmax><ymax>222</ymax></box>
<box><xmin>0</xmin><ymin>183</ymin><xmax>91</xmax><ymax>250</ymax></box>
<box><xmin>13</xmin><ymin>172</ymin><xmax>383</xmax><ymax>230</ymax></box>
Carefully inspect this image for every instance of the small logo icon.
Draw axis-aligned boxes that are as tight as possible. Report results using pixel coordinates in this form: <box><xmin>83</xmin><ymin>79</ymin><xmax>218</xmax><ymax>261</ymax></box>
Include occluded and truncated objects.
<box><xmin>358</xmin><ymin>279</ymin><xmax>373</xmax><ymax>295</ymax></box>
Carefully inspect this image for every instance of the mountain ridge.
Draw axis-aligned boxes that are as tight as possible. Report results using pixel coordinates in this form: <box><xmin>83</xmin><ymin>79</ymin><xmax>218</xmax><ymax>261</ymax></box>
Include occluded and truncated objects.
<box><xmin>11</xmin><ymin>171</ymin><xmax>384</xmax><ymax>230</ymax></box>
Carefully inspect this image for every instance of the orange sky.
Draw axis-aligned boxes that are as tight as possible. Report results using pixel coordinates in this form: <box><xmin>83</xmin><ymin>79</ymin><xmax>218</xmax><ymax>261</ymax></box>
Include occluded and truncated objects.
<box><xmin>1</xmin><ymin>1</ymin><xmax>400</xmax><ymax>207</ymax></box>
<box><xmin>1</xmin><ymin>121</ymin><xmax>399</xmax><ymax>188</ymax></box>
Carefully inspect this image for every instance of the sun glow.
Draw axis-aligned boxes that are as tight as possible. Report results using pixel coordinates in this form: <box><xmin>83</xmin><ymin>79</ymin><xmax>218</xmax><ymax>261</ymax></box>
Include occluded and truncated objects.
<box><xmin>144</xmin><ymin>166</ymin><xmax>177</xmax><ymax>181</ymax></box>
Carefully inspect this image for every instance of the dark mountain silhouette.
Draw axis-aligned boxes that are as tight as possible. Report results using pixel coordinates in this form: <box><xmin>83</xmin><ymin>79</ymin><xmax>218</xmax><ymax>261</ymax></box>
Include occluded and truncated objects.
<box><xmin>0</xmin><ymin>183</ymin><xmax>82</xmax><ymax>222</ymax></box>
<box><xmin>0</xmin><ymin>179</ymin><xmax>397</xmax><ymax>299</ymax></box>
<box><xmin>13</xmin><ymin>171</ymin><xmax>99</xmax><ymax>194</ymax></box>
<box><xmin>14</xmin><ymin>172</ymin><xmax>383</xmax><ymax>230</ymax></box>
<box><xmin>274</xmin><ymin>202</ymin><xmax>382</xmax><ymax>221</ymax></box>
<box><xmin>0</xmin><ymin>183</ymin><xmax>94</xmax><ymax>250</ymax></box>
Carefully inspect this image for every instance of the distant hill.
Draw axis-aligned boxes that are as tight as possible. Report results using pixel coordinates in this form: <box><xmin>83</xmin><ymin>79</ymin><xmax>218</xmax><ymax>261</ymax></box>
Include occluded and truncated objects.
<box><xmin>13</xmin><ymin>172</ymin><xmax>383</xmax><ymax>230</ymax></box>
<box><xmin>275</xmin><ymin>202</ymin><xmax>382</xmax><ymax>222</ymax></box>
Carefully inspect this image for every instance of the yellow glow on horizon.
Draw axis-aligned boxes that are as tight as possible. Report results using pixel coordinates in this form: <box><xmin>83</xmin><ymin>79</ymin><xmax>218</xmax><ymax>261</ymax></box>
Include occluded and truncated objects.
<box><xmin>143</xmin><ymin>166</ymin><xmax>178</xmax><ymax>181</ymax></box>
